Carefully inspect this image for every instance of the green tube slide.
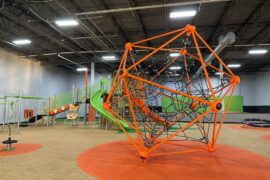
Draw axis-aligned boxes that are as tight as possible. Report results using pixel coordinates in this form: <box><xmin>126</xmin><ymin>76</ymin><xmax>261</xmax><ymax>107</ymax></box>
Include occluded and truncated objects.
<box><xmin>90</xmin><ymin>90</ymin><xmax>129</xmax><ymax>129</ymax></box>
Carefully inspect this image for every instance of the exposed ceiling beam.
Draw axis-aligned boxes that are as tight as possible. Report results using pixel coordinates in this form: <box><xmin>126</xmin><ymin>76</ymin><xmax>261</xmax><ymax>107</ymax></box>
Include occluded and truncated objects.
<box><xmin>98</xmin><ymin>0</ymin><xmax>131</xmax><ymax>43</ymax></box>
<box><xmin>221</xmin><ymin>0</ymin><xmax>269</xmax><ymax>56</ymax></box>
<box><xmin>18</xmin><ymin>1</ymin><xmax>101</xmax><ymax>56</ymax></box>
<box><xmin>67</xmin><ymin>0</ymin><xmax>119</xmax><ymax>51</ymax></box>
<box><xmin>76</xmin><ymin>0</ymin><xmax>231</xmax><ymax>16</ymax></box>
<box><xmin>0</xmin><ymin>20</ymin><xmax>59</xmax><ymax>59</ymax></box>
<box><xmin>53</xmin><ymin>0</ymin><xmax>116</xmax><ymax>53</ymax></box>
<box><xmin>0</xmin><ymin>5</ymin><xmax>79</xmax><ymax>65</ymax></box>
<box><xmin>126</xmin><ymin>0</ymin><xmax>150</xmax><ymax>46</ymax></box>
<box><xmin>29</xmin><ymin>4</ymin><xmax>100</xmax><ymax>52</ymax></box>
<box><xmin>163</xmin><ymin>0</ymin><xmax>169</xmax><ymax>32</ymax></box>
<box><xmin>55</xmin><ymin>0</ymin><xmax>125</xmax><ymax>70</ymax></box>
<box><xmin>0</xmin><ymin>5</ymin><xmax>91</xmax><ymax>63</ymax></box>
<box><xmin>18</xmin><ymin>42</ymin><xmax>270</xmax><ymax>59</ymax></box>
<box><xmin>192</xmin><ymin>1</ymin><xmax>203</xmax><ymax>26</ymax></box>
<box><xmin>245</xmin><ymin>23</ymin><xmax>270</xmax><ymax>45</ymax></box>
<box><xmin>31</xmin><ymin>0</ymin><xmax>114</xmax><ymax>68</ymax></box>
<box><xmin>207</xmin><ymin>0</ymin><xmax>241</xmax><ymax>43</ymax></box>
<box><xmin>235</xmin><ymin>0</ymin><xmax>269</xmax><ymax>39</ymax></box>
<box><xmin>223</xmin><ymin>50</ymin><xmax>270</xmax><ymax>59</ymax></box>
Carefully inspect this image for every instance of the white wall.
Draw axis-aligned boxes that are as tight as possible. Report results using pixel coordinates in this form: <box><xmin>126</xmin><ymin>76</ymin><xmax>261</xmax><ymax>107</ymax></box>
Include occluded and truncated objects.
<box><xmin>236</xmin><ymin>74</ymin><xmax>255</xmax><ymax>106</ymax></box>
<box><xmin>0</xmin><ymin>49</ymin><xmax>71</xmax><ymax>96</ymax></box>
<box><xmin>148</xmin><ymin>72</ymin><xmax>268</xmax><ymax>107</ymax></box>
<box><xmin>0</xmin><ymin>48</ymin><xmax>71</xmax><ymax>123</ymax></box>
<box><xmin>254</xmin><ymin>71</ymin><xmax>270</xmax><ymax>106</ymax></box>
<box><xmin>69</xmin><ymin>71</ymin><xmax>112</xmax><ymax>90</ymax></box>
<box><xmin>235</xmin><ymin>71</ymin><xmax>270</xmax><ymax>106</ymax></box>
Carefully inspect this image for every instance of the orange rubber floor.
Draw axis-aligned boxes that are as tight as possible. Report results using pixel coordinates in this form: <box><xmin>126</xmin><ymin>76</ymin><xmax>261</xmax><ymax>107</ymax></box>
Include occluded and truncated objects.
<box><xmin>227</xmin><ymin>124</ymin><xmax>270</xmax><ymax>131</ymax></box>
<box><xmin>261</xmin><ymin>134</ymin><xmax>270</xmax><ymax>141</ymax></box>
<box><xmin>0</xmin><ymin>144</ymin><xmax>42</xmax><ymax>156</ymax></box>
<box><xmin>77</xmin><ymin>140</ymin><xmax>270</xmax><ymax>180</ymax></box>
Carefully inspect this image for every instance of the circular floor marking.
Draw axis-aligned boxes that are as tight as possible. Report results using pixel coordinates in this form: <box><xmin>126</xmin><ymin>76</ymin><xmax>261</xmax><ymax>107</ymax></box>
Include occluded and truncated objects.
<box><xmin>77</xmin><ymin>140</ymin><xmax>270</xmax><ymax>180</ymax></box>
<box><xmin>0</xmin><ymin>144</ymin><xmax>42</xmax><ymax>156</ymax></box>
<box><xmin>227</xmin><ymin>124</ymin><xmax>270</xmax><ymax>131</ymax></box>
<box><xmin>261</xmin><ymin>134</ymin><xmax>270</xmax><ymax>142</ymax></box>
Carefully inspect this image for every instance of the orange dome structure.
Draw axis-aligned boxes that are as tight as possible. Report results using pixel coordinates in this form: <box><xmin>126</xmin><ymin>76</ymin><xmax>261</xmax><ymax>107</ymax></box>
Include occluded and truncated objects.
<box><xmin>104</xmin><ymin>24</ymin><xmax>240</xmax><ymax>159</ymax></box>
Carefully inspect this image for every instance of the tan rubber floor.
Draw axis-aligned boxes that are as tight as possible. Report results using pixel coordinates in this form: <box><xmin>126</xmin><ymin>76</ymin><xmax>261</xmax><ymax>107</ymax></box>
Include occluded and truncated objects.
<box><xmin>0</xmin><ymin>123</ymin><xmax>269</xmax><ymax>180</ymax></box>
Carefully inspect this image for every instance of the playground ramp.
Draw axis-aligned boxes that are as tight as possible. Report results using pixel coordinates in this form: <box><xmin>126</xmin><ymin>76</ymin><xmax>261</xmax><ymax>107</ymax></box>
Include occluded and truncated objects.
<box><xmin>90</xmin><ymin>90</ymin><xmax>129</xmax><ymax>129</ymax></box>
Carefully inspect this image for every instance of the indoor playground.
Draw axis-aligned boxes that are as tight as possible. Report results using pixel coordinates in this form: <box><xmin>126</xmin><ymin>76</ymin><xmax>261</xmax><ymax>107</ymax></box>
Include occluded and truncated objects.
<box><xmin>0</xmin><ymin>1</ymin><xmax>270</xmax><ymax>180</ymax></box>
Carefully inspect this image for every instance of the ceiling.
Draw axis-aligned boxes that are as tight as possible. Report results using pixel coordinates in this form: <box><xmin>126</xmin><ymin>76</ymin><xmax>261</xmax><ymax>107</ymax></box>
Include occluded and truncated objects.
<box><xmin>0</xmin><ymin>0</ymin><xmax>269</xmax><ymax>73</ymax></box>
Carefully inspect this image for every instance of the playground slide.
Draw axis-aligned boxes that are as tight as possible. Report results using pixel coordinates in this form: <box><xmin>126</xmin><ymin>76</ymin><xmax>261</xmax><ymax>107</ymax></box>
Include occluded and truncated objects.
<box><xmin>90</xmin><ymin>90</ymin><xmax>129</xmax><ymax>129</ymax></box>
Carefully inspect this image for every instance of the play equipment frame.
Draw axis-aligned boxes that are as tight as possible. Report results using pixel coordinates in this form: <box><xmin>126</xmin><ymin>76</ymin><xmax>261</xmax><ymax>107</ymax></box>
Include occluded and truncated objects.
<box><xmin>104</xmin><ymin>24</ymin><xmax>240</xmax><ymax>159</ymax></box>
<box><xmin>1</xmin><ymin>90</ymin><xmax>45</xmax><ymax>132</ymax></box>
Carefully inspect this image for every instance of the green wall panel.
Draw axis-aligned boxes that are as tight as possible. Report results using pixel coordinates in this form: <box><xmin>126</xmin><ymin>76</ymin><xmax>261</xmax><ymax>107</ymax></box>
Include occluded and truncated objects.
<box><xmin>162</xmin><ymin>96</ymin><xmax>192</xmax><ymax>113</ymax></box>
<box><xmin>162</xmin><ymin>95</ymin><xmax>244</xmax><ymax>113</ymax></box>
<box><xmin>224</xmin><ymin>96</ymin><xmax>243</xmax><ymax>112</ymax></box>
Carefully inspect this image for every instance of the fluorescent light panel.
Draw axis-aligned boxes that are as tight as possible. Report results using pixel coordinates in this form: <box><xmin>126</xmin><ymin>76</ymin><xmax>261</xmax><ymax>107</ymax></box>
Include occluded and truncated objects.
<box><xmin>76</xmin><ymin>67</ymin><xmax>88</xmax><ymax>72</ymax></box>
<box><xmin>228</xmin><ymin>64</ymin><xmax>241</xmax><ymax>68</ymax></box>
<box><xmin>169</xmin><ymin>53</ymin><xmax>180</xmax><ymax>57</ymax></box>
<box><xmin>170</xmin><ymin>10</ymin><xmax>197</xmax><ymax>19</ymax></box>
<box><xmin>248</xmin><ymin>49</ymin><xmax>268</xmax><ymax>54</ymax></box>
<box><xmin>215</xmin><ymin>72</ymin><xmax>224</xmax><ymax>75</ymax></box>
<box><xmin>170</xmin><ymin>66</ymin><xmax>181</xmax><ymax>70</ymax></box>
<box><xmin>12</xmin><ymin>39</ymin><xmax>31</xmax><ymax>45</ymax></box>
<box><xmin>102</xmin><ymin>55</ymin><xmax>116</xmax><ymax>60</ymax></box>
<box><xmin>55</xmin><ymin>19</ymin><xmax>79</xmax><ymax>27</ymax></box>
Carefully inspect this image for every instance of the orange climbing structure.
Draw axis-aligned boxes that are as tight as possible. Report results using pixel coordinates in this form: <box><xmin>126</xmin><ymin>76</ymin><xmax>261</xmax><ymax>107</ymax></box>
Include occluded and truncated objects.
<box><xmin>104</xmin><ymin>24</ymin><xmax>240</xmax><ymax>159</ymax></box>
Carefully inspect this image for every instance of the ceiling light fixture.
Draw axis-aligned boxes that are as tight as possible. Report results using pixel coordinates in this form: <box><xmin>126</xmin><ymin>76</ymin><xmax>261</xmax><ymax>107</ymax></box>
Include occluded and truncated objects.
<box><xmin>12</xmin><ymin>39</ymin><xmax>31</xmax><ymax>45</ymax></box>
<box><xmin>248</xmin><ymin>49</ymin><xmax>268</xmax><ymax>55</ymax></box>
<box><xmin>102</xmin><ymin>55</ymin><xmax>117</xmax><ymax>60</ymax></box>
<box><xmin>228</xmin><ymin>64</ymin><xmax>241</xmax><ymax>68</ymax></box>
<box><xmin>170</xmin><ymin>10</ymin><xmax>197</xmax><ymax>19</ymax></box>
<box><xmin>169</xmin><ymin>66</ymin><xmax>182</xmax><ymax>70</ymax></box>
<box><xmin>55</xmin><ymin>19</ymin><xmax>79</xmax><ymax>27</ymax></box>
<box><xmin>215</xmin><ymin>72</ymin><xmax>224</xmax><ymax>75</ymax></box>
<box><xmin>169</xmin><ymin>53</ymin><xmax>180</xmax><ymax>57</ymax></box>
<box><xmin>76</xmin><ymin>67</ymin><xmax>88</xmax><ymax>72</ymax></box>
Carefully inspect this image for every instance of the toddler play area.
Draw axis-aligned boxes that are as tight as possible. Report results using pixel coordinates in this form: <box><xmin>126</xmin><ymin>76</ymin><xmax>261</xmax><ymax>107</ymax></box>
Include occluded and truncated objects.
<box><xmin>0</xmin><ymin>1</ymin><xmax>270</xmax><ymax>180</ymax></box>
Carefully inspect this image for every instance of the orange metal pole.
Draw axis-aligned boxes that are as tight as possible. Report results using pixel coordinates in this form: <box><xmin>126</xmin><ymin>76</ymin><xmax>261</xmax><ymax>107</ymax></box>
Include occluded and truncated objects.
<box><xmin>105</xmin><ymin>49</ymin><xmax>127</xmax><ymax>104</ymax></box>
<box><xmin>122</xmin><ymin>48</ymin><xmax>129</xmax><ymax>69</ymax></box>
<box><xmin>109</xmin><ymin>109</ymin><xmax>136</xmax><ymax>129</ymax></box>
<box><xmin>128</xmin><ymin>49</ymin><xmax>138</xmax><ymax>72</ymax></box>
<box><xmin>146</xmin><ymin>109</ymin><xmax>212</xmax><ymax>155</ymax></box>
<box><xmin>213</xmin><ymin>84</ymin><xmax>236</xmax><ymax>147</ymax></box>
<box><xmin>187</xmin><ymin>52</ymin><xmax>232</xmax><ymax>78</ymax></box>
<box><xmin>150</xmin><ymin>113</ymin><xmax>185</xmax><ymax>141</ymax></box>
<box><xmin>127</xmin><ymin>30</ymin><xmax>187</xmax><ymax>71</ymax></box>
<box><xmin>151</xmin><ymin>55</ymin><xmax>179</xmax><ymax>81</ymax></box>
<box><xmin>122</xmin><ymin>78</ymin><xmax>145</xmax><ymax>151</ymax></box>
<box><xmin>128</xmin><ymin>73</ymin><xmax>211</xmax><ymax>106</ymax></box>
<box><xmin>132</xmin><ymin>45</ymin><xmax>181</xmax><ymax>53</ymax></box>
<box><xmin>132</xmin><ymin>95</ymin><xmax>168</xmax><ymax>124</ymax></box>
<box><xmin>210</xmin><ymin>111</ymin><xmax>218</xmax><ymax>149</ymax></box>
<box><xmin>104</xmin><ymin>107</ymin><xmax>142</xmax><ymax>153</ymax></box>
<box><xmin>133</xmin><ymin>28</ymin><xmax>185</xmax><ymax>45</ymax></box>
<box><xmin>195</xmin><ymin>31</ymin><xmax>235</xmax><ymax>76</ymax></box>
<box><xmin>183</xmin><ymin>54</ymin><xmax>193</xmax><ymax>95</ymax></box>
<box><xmin>191</xmin><ymin>31</ymin><xmax>216</xmax><ymax>100</ymax></box>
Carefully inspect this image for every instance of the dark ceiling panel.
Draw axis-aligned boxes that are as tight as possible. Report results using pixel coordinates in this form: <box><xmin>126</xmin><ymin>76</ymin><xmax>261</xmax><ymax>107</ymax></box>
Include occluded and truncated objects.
<box><xmin>0</xmin><ymin>0</ymin><xmax>269</xmax><ymax>72</ymax></box>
